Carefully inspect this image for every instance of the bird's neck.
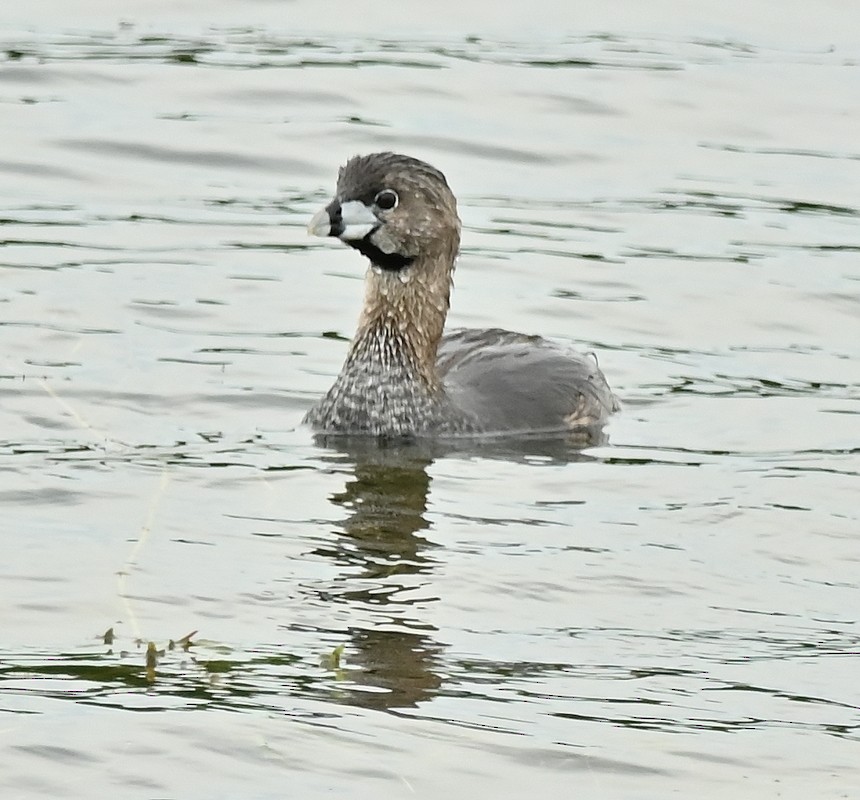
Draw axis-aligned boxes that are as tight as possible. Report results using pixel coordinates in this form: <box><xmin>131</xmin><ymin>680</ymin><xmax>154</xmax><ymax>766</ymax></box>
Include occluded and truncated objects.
<box><xmin>349</xmin><ymin>257</ymin><xmax>453</xmax><ymax>389</ymax></box>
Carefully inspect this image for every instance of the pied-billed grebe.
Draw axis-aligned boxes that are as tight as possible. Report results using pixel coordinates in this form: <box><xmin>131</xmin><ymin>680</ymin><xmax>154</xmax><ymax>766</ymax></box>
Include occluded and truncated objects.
<box><xmin>304</xmin><ymin>152</ymin><xmax>617</xmax><ymax>438</ymax></box>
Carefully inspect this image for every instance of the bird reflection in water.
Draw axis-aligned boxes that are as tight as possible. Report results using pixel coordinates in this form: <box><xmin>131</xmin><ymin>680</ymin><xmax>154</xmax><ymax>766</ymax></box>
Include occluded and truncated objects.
<box><xmin>309</xmin><ymin>434</ymin><xmax>600</xmax><ymax>710</ymax></box>
<box><xmin>311</xmin><ymin>438</ymin><xmax>444</xmax><ymax>710</ymax></box>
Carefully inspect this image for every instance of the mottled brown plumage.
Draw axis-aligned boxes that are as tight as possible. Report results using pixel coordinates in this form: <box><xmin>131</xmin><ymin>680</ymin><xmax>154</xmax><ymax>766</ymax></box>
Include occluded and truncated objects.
<box><xmin>304</xmin><ymin>152</ymin><xmax>617</xmax><ymax>439</ymax></box>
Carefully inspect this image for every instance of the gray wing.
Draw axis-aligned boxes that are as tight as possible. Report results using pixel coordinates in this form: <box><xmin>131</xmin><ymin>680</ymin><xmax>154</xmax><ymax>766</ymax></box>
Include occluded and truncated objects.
<box><xmin>437</xmin><ymin>328</ymin><xmax>618</xmax><ymax>434</ymax></box>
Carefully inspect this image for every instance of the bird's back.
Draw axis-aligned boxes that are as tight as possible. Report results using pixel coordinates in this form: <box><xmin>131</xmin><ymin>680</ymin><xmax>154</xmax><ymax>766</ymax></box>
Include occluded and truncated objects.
<box><xmin>437</xmin><ymin>328</ymin><xmax>617</xmax><ymax>435</ymax></box>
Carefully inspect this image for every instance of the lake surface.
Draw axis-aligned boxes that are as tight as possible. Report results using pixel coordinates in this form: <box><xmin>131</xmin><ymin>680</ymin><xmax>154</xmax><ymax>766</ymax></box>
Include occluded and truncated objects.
<box><xmin>1</xmin><ymin>1</ymin><xmax>858</xmax><ymax>797</ymax></box>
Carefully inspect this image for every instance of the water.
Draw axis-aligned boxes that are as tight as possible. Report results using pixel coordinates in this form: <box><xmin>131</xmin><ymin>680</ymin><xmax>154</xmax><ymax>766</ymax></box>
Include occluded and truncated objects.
<box><xmin>1</xmin><ymin>2</ymin><xmax>858</xmax><ymax>797</ymax></box>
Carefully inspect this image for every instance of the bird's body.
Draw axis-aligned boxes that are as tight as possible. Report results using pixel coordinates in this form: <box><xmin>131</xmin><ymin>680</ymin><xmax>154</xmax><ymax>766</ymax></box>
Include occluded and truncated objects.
<box><xmin>304</xmin><ymin>152</ymin><xmax>617</xmax><ymax>439</ymax></box>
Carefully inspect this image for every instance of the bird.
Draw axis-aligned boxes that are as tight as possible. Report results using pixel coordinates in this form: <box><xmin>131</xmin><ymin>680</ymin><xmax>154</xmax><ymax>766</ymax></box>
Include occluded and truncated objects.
<box><xmin>303</xmin><ymin>152</ymin><xmax>617</xmax><ymax>440</ymax></box>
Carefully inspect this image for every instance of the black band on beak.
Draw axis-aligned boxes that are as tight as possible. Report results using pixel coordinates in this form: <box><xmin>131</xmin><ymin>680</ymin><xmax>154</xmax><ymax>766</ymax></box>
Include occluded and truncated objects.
<box><xmin>325</xmin><ymin>200</ymin><xmax>344</xmax><ymax>237</ymax></box>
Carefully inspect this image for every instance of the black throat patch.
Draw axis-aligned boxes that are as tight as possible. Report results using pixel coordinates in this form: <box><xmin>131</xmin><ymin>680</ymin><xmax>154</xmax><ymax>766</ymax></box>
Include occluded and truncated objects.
<box><xmin>349</xmin><ymin>237</ymin><xmax>415</xmax><ymax>271</ymax></box>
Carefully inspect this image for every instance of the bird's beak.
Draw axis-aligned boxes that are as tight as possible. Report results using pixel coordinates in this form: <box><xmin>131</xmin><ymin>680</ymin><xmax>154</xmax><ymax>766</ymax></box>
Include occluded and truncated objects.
<box><xmin>307</xmin><ymin>200</ymin><xmax>378</xmax><ymax>241</ymax></box>
<box><xmin>307</xmin><ymin>205</ymin><xmax>335</xmax><ymax>237</ymax></box>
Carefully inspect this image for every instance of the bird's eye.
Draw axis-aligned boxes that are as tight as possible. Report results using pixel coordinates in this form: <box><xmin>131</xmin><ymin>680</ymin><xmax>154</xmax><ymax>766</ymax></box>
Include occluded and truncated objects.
<box><xmin>374</xmin><ymin>189</ymin><xmax>399</xmax><ymax>211</ymax></box>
